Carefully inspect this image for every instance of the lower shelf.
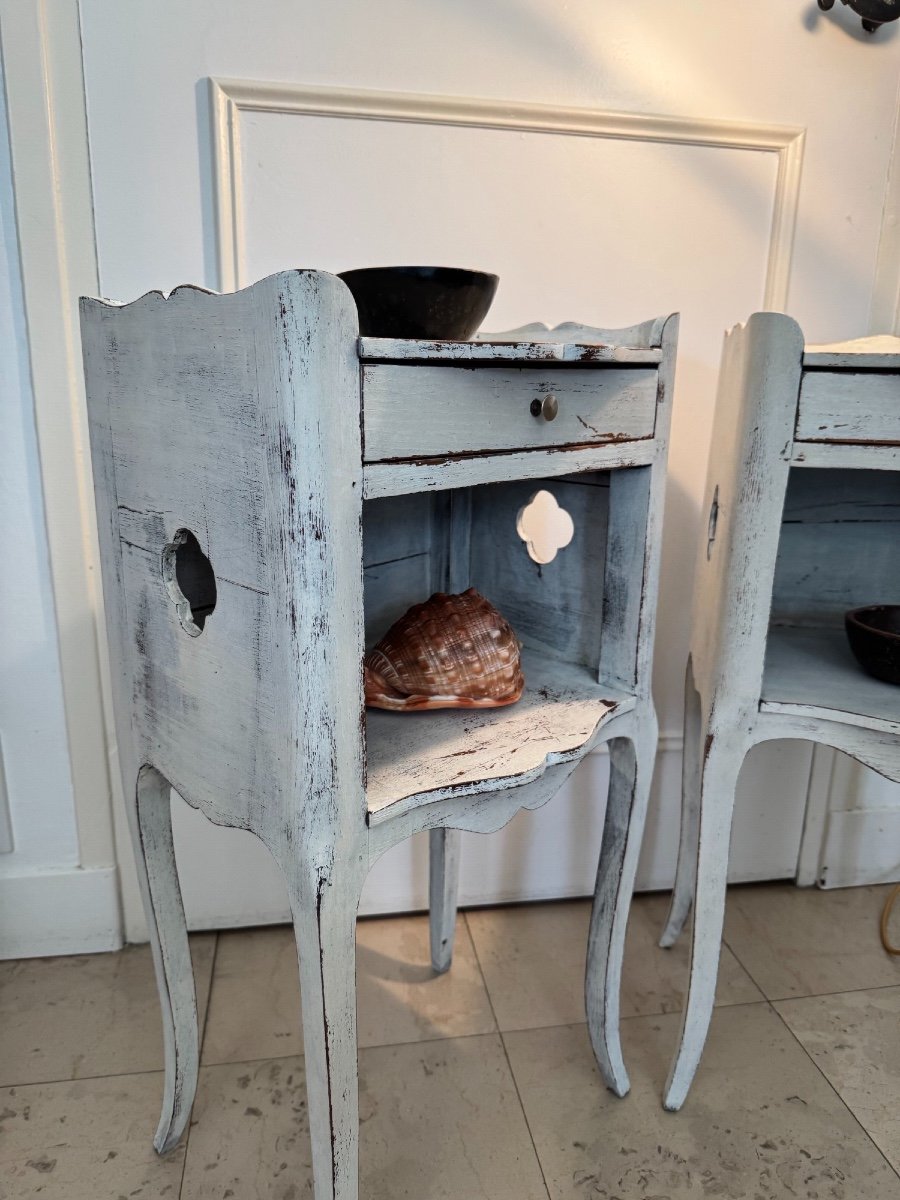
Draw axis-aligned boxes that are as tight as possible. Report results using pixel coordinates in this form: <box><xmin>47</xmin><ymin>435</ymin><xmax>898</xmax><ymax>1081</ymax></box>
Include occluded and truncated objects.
<box><xmin>761</xmin><ymin>625</ymin><xmax>900</xmax><ymax>734</ymax></box>
<box><xmin>366</xmin><ymin>649</ymin><xmax>634</xmax><ymax>822</ymax></box>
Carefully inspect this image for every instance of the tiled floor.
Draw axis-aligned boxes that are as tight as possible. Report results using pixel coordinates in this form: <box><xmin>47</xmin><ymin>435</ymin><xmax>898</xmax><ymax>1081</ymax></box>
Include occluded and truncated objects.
<box><xmin>3</xmin><ymin>883</ymin><xmax>900</xmax><ymax>1198</ymax></box>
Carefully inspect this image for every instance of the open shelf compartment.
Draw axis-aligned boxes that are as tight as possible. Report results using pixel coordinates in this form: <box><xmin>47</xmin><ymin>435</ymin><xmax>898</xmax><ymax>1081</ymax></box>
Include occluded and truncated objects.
<box><xmin>367</xmin><ymin>649</ymin><xmax>633</xmax><ymax>821</ymax></box>
<box><xmin>362</xmin><ymin>467</ymin><xmax>637</xmax><ymax>817</ymax></box>
<box><xmin>762</xmin><ymin>626</ymin><xmax>900</xmax><ymax>734</ymax></box>
<box><xmin>763</xmin><ymin>466</ymin><xmax>900</xmax><ymax>733</ymax></box>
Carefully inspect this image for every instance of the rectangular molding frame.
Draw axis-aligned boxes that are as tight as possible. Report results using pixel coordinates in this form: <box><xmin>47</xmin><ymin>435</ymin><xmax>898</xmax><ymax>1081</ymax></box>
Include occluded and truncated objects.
<box><xmin>208</xmin><ymin>77</ymin><xmax>807</xmax><ymax>309</ymax></box>
<box><xmin>1</xmin><ymin>0</ymin><xmax>119</xmax><ymax>880</ymax></box>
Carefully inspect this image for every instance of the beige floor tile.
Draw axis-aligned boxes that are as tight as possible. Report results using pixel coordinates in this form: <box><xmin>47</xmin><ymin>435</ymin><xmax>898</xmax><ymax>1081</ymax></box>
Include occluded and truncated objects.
<box><xmin>182</xmin><ymin>1036</ymin><xmax>548</xmax><ymax>1199</ymax></box>
<box><xmin>466</xmin><ymin>895</ymin><xmax>761</xmax><ymax>1031</ymax></box>
<box><xmin>201</xmin><ymin>926</ymin><xmax>302</xmax><ymax>1065</ymax></box>
<box><xmin>505</xmin><ymin>1004</ymin><xmax>900</xmax><ymax>1199</ymax></box>
<box><xmin>776</xmin><ymin>985</ymin><xmax>900</xmax><ymax>1173</ymax></box>
<box><xmin>355</xmin><ymin>912</ymin><xmax>496</xmax><ymax>1047</ymax></box>
<box><xmin>724</xmin><ymin>883</ymin><xmax>900</xmax><ymax>1000</ymax></box>
<box><xmin>201</xmin><ymin>914</ymin><xmax>495</xmax><ymax>1065</ymax></box>
<box><xmin>0</xmin><ymin>1073</ymin><xmax>185</xmax><ymax>1199</ymax></box>
<box><xmin>0</xmin><ymin>933</ymin><xmax>215</xmax><ymax>1087</ymax></box>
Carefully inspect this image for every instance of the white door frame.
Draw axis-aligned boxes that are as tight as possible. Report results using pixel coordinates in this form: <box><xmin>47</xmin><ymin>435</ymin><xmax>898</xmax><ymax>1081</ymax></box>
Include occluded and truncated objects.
<box><xmin>1</xmin><ymin>1</ymin><xmax>120</xmax><ymax>930</ymax></box>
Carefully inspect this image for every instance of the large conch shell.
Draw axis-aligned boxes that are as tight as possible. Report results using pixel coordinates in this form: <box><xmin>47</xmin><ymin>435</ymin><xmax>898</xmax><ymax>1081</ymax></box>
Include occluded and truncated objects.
<box><xmin>364</xmin><ymin>588</ymin><xmax>524</xmax><ymax>711</ymax></box>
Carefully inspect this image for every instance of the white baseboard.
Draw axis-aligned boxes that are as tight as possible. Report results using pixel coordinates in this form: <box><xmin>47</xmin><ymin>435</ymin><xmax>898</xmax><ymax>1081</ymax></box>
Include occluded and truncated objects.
<box><xmin>0</xmin><ymin>865</ymin><xmax>122</xmax><ymax>958</ymax></box>
<box><xmin>135</xmin><ymin>734</ymin><xmax>812</xmax><ymax>941</ymax></box>
<box><xmin>820</xmin><ymin>808</ymin><xmax>900</xmax><ymax>889</ymax></box>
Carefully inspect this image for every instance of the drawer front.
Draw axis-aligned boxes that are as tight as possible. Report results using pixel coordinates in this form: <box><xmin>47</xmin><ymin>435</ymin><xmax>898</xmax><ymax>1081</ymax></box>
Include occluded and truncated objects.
<box><xmin>362</xmin><ymin>364</ymin><xmax>657</xmax><ymax>461</ymax></box>
<box><xmin>796</xmin><ymin>371</ymin><xmax>900</xmax><ymax>445</ymax></box>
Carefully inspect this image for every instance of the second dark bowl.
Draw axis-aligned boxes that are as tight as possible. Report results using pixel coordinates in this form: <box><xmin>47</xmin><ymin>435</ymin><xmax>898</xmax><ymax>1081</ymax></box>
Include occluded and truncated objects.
<box><xmin>845</xmin><ymin>605</ymin><xmax>900</xmax><ymax>685</ymax></box>
<box><xmin>339</xmin><ymin>266</ymin><xmax>499</xmax><ymax>340</ymax></box>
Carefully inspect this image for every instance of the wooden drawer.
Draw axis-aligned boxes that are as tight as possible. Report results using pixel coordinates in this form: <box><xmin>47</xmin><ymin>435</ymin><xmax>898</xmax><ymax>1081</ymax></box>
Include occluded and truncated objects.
<box><xmin>796</xmin><ymin>371</ymin><xmax>900</xmax><ymax>445</ymax></box>
<box><xmin>362</xmin><ymin>364</ymin><xmax>657</xmax><ymax>462</ymax></box>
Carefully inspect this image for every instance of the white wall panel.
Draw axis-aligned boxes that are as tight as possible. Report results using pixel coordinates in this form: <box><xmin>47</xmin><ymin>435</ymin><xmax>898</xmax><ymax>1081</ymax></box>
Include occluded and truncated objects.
<box><xmin>238</xmin><ymin>107</ymin><xmax>777</xmax><ymax>732</ymax></box>
<box><xmin>75</xmin><ymin>0</ymin><xmax>900</xmax><ymax>932</ymax></box>
<box><xmin>0</xmin><ymin>71</ymin><xmax>80</xmax><ymax>875</ymax></box>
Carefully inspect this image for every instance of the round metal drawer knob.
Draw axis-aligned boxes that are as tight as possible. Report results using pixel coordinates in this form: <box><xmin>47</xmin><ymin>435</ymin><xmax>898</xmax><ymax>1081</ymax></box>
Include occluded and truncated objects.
<box><xmin>530</xmin><ymin>393</ymin><xmax>559</xmax><ymax>421</ymax></box>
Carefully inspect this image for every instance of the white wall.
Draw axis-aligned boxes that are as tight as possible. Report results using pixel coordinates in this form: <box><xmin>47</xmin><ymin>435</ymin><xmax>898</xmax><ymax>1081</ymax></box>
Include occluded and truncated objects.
<box><xmin>1</xmin><ymin>1</ymin><xmax>899</xmax><ymax>952</ymax></box>
<box><xmin>0</xmin><ymin>67</ymin><xmax>117</xmax><ymax>955</ymax></box>
<box><xmin>73</xmin><ymin>0</ymin><xmax>900</xmax><ymax>939</ymax></box>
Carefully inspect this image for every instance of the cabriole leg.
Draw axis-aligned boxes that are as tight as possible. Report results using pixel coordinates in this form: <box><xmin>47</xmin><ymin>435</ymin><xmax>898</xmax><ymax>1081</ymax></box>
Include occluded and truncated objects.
<box><xmin>660</xmin><ymin>657</ymin><xmax>702</xmax><ymax>948</ymax></box>
<box><xmin>133</xmin><ymin>764</ymin><xmax>199</xmax><ymax>1154</ymax></box>
<box><xmin>585</xmin><ymin>713</ymin><xmax>658</xmax><ymax>1097</ymax></box>
<box><xmin>664</xmin><ymin>736</ymin><xmax>744</xmax><ymax>1111</ymax></box>
<box><xmin>289</xmin><ymin>875</ymin><xmax>361</xmax><ymax>1200</ymax></box>
<box><xmin>429</xmin><ymin>827</ymin><xmax>461</xmax><ymax>974</ymax></box>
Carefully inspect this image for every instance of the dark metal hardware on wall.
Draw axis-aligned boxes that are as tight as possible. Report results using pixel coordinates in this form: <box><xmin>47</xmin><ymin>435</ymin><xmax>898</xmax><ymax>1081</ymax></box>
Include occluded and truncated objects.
<box><xmin>706</xmin><ymin>486</ymin><xmax>720</xmax><ymax>560</ymax></box>
<box><xmin>818</xmin><ymin>0</ymin><xmax>899</xmax><ymax>33</ymax></box>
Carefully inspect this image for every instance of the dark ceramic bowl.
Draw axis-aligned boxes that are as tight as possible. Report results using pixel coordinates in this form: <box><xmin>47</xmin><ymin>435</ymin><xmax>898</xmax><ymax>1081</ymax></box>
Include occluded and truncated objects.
<box><xmin>338</xmin><ymin>266</ymin><xmax>499</xmax><ymax>340</ymax></box>
<box><xmin>845</xmin><ymin>605</ymin><xmax>900</xmax><ymax>685</ymax></box>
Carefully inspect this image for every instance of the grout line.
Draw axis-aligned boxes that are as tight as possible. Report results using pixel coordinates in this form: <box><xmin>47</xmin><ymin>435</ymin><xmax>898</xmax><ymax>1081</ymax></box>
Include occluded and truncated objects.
<box><xmin>199</xmin><ymin>1027</ymin><xmax>500</xmax><ymax>1071</ymax></box>
<box><xmin>0</xmin><ymin>997</ymin><xmax>793</xmax><ymax>1091</ymax></box>
<box><xmin>766</xmin><ymin>979</ymin><xmax>900</xmax><ymax>1005</ymax></box>
<box><xmin>721</xmin><ymin>928</ymin><xmax>900</xmax><ymax>1004</ymax></box>
<box><xmin>196</xmin><ymin>930</ymin><xmax>220</xmax><ymax>1066</ymax></box>
<box><xmin>618</xmin><ymin>995</ymin><xmax>770</xmax><ymax>1024</ymax></box>
<box><xmin>177</xmin><ymin>1122</ymin><xmax>191</xmax><ymax>1197</ymax></box>
<box><xmin>180</xmin><ymin>931</ymin><xmax>219</xmax><ymax>1199</ymax></box>
<box><xmin>463</xmin><ymin>911</ymin><xmax>553</xmax><ymax>1200</ymax></box>
<box><xmin>497</xmin><ymin>1031</ymin><xmax>553</xmax><ymax>1200</ymax></box>
<box><xmin>719</xmin><ymin>930</ymin><xmax>769</xmax><ymax>996</ymax></box>
<box><xmin>14</xmin><ymin>985</ymin><xmax>899</xmax><ymax>1091</ymax></box>
<box><xmin>460</xmin><ymin>912</ymin><xmax>500</xmax><ymax>1033</ymax></box>
<box><xmin>2</xmin><ymin>1002</ymin><xmax>786</xmax><ymax>1090</ymax></box>
<box><xmin>0</xmin><ymin>1065</ymin><xmax>167</xmax><ymax>1090</ymax></box>
<box><xmin>769</xmin><ymin>1001</ymin><xmax>900</xmax><ymax>1183</ymax></box>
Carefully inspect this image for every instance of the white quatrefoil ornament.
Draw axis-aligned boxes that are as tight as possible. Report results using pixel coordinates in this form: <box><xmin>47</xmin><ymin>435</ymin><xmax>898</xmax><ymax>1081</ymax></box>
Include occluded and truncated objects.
<box><xmin>516</xmin><ymin>489</ymin><xmax>575</xmax><ymax>565</ymax></box>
